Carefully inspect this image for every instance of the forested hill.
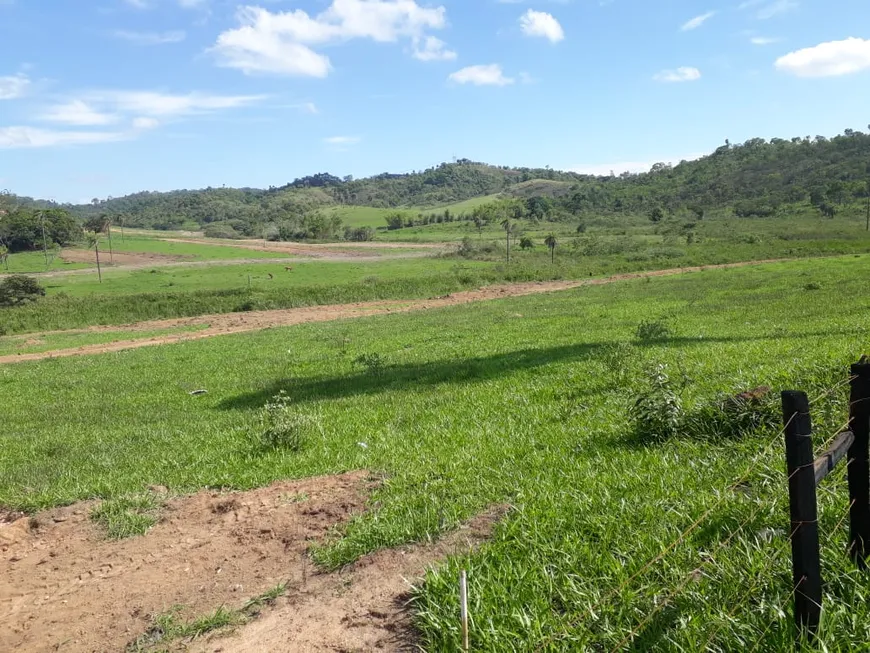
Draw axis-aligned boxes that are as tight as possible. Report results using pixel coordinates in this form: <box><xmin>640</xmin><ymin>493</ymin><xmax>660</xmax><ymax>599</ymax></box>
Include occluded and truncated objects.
<box><xmin>6</xmin><ymin>128</ymin><xmax>870</xmax><ymax>230</ymax></box>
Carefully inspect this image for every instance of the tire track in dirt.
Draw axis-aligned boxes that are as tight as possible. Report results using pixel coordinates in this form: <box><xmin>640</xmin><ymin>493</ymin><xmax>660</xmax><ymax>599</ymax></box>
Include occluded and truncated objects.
<box><xmin>0</xmin><ymin>259</ymin><xmax>785</xmax><ymax>365</ymax></box>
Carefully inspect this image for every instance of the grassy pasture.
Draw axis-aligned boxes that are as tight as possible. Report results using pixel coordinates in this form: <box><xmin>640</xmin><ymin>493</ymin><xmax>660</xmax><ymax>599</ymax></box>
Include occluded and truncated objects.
<box><xmin>4</xmin><ymin>256</ymin><xmax>870</xmax><ymax>649</ymax></box>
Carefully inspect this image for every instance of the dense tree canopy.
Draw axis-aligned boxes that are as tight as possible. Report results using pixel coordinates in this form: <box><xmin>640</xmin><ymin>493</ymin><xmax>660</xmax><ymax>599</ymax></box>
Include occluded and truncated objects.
<box><xmin>2</xmin><ymin>127</ymin><xmax>869</xmax><ymax>237</ymax></box>
<box><xmin>0</xmin><ymin>208</ymin><xmax>82</xmax><ymax>253</ymax></box>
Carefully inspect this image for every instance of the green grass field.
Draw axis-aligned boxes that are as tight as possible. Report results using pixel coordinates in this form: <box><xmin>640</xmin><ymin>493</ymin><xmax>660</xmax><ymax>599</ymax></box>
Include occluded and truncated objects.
<box><xmin>4</xmin><ymin>256</ymin><xmax>870</xmax><ymax>650</ymax></box>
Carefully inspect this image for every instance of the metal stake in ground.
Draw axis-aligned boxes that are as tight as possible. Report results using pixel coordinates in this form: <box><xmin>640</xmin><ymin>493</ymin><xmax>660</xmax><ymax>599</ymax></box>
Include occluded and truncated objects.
<box><xmin>460</xmin><ymin>570</ymin><xmax>469</xmax><ymax>652</ymax></box>
<box><xmin>848</xmin><ymin>361</ymin><xmax>870</xmax><ymax>569</ymax></box>
<box><xmin>782</xmin><ymin>390</ymin><xmax>822</xmax><ymax>639</ymax></box>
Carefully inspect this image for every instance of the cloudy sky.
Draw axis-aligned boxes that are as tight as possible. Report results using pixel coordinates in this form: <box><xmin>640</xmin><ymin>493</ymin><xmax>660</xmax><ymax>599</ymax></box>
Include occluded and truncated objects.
<box><xmin>1</xmin><ymin>0</ymin><xmax>869</xmax><ymax>201</ymax></box>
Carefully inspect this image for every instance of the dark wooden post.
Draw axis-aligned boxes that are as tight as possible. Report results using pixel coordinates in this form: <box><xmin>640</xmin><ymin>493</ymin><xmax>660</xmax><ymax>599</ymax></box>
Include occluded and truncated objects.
<box><xmin>849</xmin><ymin>362</ymin><xmax>870</xmax><ymax>569</ymax></box>
<box><xmin>782</xmin><ymin>390</ymin><xmax>822</xmax><ymax>638</ymax></box>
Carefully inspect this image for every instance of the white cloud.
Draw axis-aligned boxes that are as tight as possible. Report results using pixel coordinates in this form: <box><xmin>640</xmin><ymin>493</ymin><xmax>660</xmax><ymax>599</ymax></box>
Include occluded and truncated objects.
<box><xmin>681</xmin><ymin>11</ymin><xmax>715</xmax><ymax>31</ymax></box>
<box><xmin>0</xmin><ymin>126</ymin><xmax>126</xmax><ymax>149</ymax></box>
<box><xmin>212</xmin><ymin>2</ymin><xmax>450</xmax><ymax>77</ymax></box>
<box><xmin>775</xmin><ymin>37</ymin><xmax>870</xmax><ymax>78</ymax></box>
<box><xmin>0</xmin><ymin>73</ymin><xmax>29</xmax><ymax>100</ymax></box>
<box><xmin>519</xmin><ymin>10</ymin><xmax>564</xmax><ymax>43</ymax></box>
<box><xmin>132</xmin><ymin>117</ymin><xmax>160</xmax><ymax>129</ymax></box>
<box><xmin>123</xmin><ymin>0</ymin><xmax>149</xmax><ymax>7</ymax></box>
<box><xmin>92</xmin><ymin>91</ymin><xmax>266</xmax><ymax>116</ymax></box>
<box><xmin>449</xmin><ymin>64</ymin><xmax>514</xmax><ymax>86</ymax></box>
<box><xmin>178</xmin><ymin>0</ymin><xmax>207</xmax><ymax>6</ymax></box>
<box><xmin>39</xmin><ymin>100</ymin><xmax>118</xmax><ymax>126</ymax></box>
<box><xmin>750</xmin><ymin>36</ymin><xmax>781</xmax><ymax>45</ymax></box>
<box><xmin>289</xmin><ymin>102</ymin><xmax>318</xmax><ymax>114</ymax></box>
<box><xmin>324</xmin><ymin>135</ymin><xmax>360</xmax><ymax>145</ymax></box>
<box><xmin>113</xmin><ymin>30</ymin><xmax>186</xmax><ymax>45</ymax></box>
<box><xmin>412</xmin><ymin>36</ymin><xmax>456</xmax><ymax>61</ymax></box>
<box><xmin>653</xmin><ymin>66</ymin><xmax>701</xmax><ymax>82</ymax></box>
<box><xmin>740</xmin><ymin>0</ymin><xmax>798</xmax><ymax>20</ymax></box>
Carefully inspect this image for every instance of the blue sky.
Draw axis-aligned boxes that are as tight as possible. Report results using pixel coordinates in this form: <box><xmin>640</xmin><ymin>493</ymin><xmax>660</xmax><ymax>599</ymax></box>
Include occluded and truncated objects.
<box><xmin>1</xmin><ymin>0</ymin><xmax>869</xmax><ymax>202</ymax></box>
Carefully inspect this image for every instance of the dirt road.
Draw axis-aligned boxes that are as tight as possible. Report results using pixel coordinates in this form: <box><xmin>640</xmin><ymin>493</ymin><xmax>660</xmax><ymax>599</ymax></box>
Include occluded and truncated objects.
<box><xmin>0</xmin><ymin>259</ymin><xmax>783</xmax><ymax>365</ymax></box>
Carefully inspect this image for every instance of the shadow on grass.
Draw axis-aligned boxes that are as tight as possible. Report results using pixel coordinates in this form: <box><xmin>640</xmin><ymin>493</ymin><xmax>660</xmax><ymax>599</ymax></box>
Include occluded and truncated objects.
<box><xmin>217</xmin><ymin>332</ymin><xmax>826</xmax><ymax>411</ymax></box>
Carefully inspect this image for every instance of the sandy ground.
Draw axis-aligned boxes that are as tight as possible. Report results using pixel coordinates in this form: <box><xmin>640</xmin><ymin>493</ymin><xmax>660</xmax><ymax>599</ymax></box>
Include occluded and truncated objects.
<box><xmin>59</xmin><ymin>249</ymin><xmax>189</xmax><ymax>267</ymax></box>
<box><xmin>0</xmin><ymin>472</ymin><xmax>371</xmax><ymax>653</ymax></box>
<box><xmin>0</xmin><ymin>259</ymin><xmax>784</xmax><ymax>366</ymax></box>
<box><xmin>0</xmin><ymin>472</ymin><xmax>503</xmax><ymax>653</ymax></box>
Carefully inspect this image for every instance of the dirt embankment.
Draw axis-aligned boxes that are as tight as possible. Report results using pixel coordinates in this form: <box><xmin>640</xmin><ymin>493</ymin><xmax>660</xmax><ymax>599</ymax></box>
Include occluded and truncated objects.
<box><xmin>0</xmin><ymin>259</ymin><xmax>786</xmax><ymax>366</ymax></box>
<box><xmin>0</xmin><ymin>472</ymin><xmax>503</xmax><ymax>652</ymax></box>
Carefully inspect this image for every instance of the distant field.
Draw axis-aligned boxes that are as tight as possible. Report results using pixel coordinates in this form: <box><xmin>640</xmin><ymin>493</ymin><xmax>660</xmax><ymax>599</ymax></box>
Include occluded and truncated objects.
<box><xmin>4</xmin><ymin>256</ymin><xmax>870</xmax><ymax>649</ymax></box>
<box><xmin>38</xmin><ymin>257</ymin><xmax>482</xmax><ymax>297</ymax></box>
<box><xmin>327</xmin><ymin>195</ymin><xmax>503</xmax><ymax>229</ymax></box>
<box><xmin>103</xmin><ymin>235</ymin><xmax>290</xmax><ymax>260</ymax></box>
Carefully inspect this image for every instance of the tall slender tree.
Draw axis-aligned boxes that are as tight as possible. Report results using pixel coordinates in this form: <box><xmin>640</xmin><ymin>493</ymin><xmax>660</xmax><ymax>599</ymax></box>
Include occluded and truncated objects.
<box><xmin>500</xmin><ymin>218</ymin><xmax>513</xmax><ymax>263</ymax></box>
<box><xmin>86</xmin><ymin>232</ymin><xmax>103</xmax><ymax>283</ymax></box>
<box><xmin>545</xmin><ymin>234</ymin><xmax>558</xmax><ymax>264</ymax></box>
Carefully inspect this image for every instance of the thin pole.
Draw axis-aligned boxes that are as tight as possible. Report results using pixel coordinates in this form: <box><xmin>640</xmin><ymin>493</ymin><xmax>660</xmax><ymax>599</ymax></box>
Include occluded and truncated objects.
<box><xmin>459</xmin><ymin>570</ymin><xmax>469</xmax><ymax>652</ymax></box>
<box><xmin>781</xmin><ymin>390</ymin><xmax>822</xmax><ymax>640</ymax></box>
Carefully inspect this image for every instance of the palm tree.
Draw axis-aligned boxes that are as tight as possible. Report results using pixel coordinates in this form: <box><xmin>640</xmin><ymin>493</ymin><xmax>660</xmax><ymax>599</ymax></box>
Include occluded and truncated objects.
<box><xmin>545</xmin><ymin>234</ymin><xmax>558</xmax><ymax>264</ymax></box>
<box><xmin>519</xmin><ymin>237</ymin><xmax>533</xmax><ymax>251</ymax></box>
<box><xmin>102</xmin><ymin>215</ymin><xmax>114</xmax><ymax>264</ymax></box>
<box><xmin>500</xmin><ymin>218</ymin><xmax>513</xmax><ymax>263</ymax></box>
<box><xmin>86</xmin><ymin>232</ymin><xmax>103</xmax><ymax>283</ymax></box>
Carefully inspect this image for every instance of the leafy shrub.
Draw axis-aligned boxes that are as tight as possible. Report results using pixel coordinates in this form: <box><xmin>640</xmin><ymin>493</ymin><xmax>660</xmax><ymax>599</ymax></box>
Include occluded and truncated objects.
<box><xmin>0</xmin><ymin>275</ymin><xmax>45</xmax><ymax>307</ymax></box>
<box><xmin>203</xmin><ymin>223</ymin><xmax>242</xmax><ymax>239</ymax></box>
<box><xmin>344</xmin><ymin>226</ymin><xmax>375</xmax><ymax>242</ymax></box>
<box><xmin>635</xmin><ymin>318</ymin><xmax>671</xmax><ymax>342</ymax></box>
<box><xmin>804</xmin><ymin>281</ymin><xmax>822</xmax><ymax>291</ymax></box>
<box><xmin>256</xmin><ymin>391</ymin><xmax>316</xmax><ymax>451</ymax></box>
<box><xmin>354</xmin><ymin>352</ymin><xmax>386</xmax><ymax>376</ymax></box>
<box><xmin>632</xmin><ymin>364</ymin><xmax>683</xmax><ymax>443</ymax></box>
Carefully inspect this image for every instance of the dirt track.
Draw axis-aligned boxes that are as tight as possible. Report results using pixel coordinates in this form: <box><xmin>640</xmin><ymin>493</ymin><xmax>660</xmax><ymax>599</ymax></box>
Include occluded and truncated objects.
<box><xmin>0</xmin><ymin>259</ymin><xmax>783</xmax><ymax>365</ymax></box>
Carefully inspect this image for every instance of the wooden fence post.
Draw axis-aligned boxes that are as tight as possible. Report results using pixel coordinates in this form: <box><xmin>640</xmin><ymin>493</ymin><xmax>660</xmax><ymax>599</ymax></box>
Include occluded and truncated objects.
<box><xmin>849</xmin><ymin>362</ymin><xmax>870</xmax><ymax>569</ymax></box>
<box><xmin>782</xmin><ymin>390</ymin><xmax>822</xmax><ymax>638</ymax></box>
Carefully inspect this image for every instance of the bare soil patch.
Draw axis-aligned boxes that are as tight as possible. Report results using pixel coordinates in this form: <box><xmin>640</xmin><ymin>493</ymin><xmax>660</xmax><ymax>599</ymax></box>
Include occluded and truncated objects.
<box><xmin>0</xmin><ymin>472</ymin><xmax>371</xmax><ymax>653</ymax></box>
<box><xmin>60</xmin><ymin>249</ymin><xmax>186</xmax><ymax>267</ymax></box>
<box><xmin>0</xmin><ymin>259</ymin><xmax>785</xmax><ymax>366</ymax></box>
<box><xmin>190</xmin><ymin>506</ymin><xmax>508</xmax><ymax>653</ymax></box>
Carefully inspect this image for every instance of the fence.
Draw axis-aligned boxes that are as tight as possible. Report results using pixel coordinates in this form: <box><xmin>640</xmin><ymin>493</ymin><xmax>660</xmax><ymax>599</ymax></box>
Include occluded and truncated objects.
<box><xmin>781</xmin><ymin>360</ymin><xmax>870</xmax><ymax>640</ymax></box>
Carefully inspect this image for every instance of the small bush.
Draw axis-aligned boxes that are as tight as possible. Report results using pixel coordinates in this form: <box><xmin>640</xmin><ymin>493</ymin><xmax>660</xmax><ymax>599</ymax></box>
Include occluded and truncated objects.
<box><xmin>203</xmin><ymin>223</ymin><xmax>242</xmax><ymax>239</ymax></box>
<box><xmin>804</xmin><ymin>281</ymin><xmax>822</xmax><ymax>291</ymax></box>
<box><xmin>635</xmin><ymin>318</ymin><xmax>671</xmax><ymax>342</ymax></box>
<box><xmin>0</xmin><ymin>275</ymin><xmax>45</xmax><ymax>307</ymax></box>
<box><xmin>354</xmin><ymin>352</ymin><xmax>386</xmax><ymax>376</ymax></box>
<box><xmin>632</xmin><ymin>364</ymin><xmax>683</xmax><ymax>443</ymax></box>
<box><xmin>256</xmin><ymin>391</ymin><xmax>316</xmax><ymax>451</ymax></box>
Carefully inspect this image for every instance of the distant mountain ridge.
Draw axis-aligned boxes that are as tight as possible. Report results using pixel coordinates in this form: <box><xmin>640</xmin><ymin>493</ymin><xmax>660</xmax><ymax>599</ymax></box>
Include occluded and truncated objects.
<box><xmin>5</xmin><ymin>127</ymin><xmax>869</xmax><ymax>230</ymax></box>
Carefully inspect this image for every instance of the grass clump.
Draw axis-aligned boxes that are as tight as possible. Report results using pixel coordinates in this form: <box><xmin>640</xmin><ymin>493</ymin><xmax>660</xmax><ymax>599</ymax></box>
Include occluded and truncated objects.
<box><xmin>128</xmin><ymin>584</ymin><xmax>288</xmax><ymax>652</ymax></box>
<box><xmin>91</xmin><ymin>494</ymin><xmax>161</xmax><ymax>539</ymax></box>
<box><xmin>635</xmin><ymin>317</ymin><xmax>672</xmax><ymax>342</ymax></box>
